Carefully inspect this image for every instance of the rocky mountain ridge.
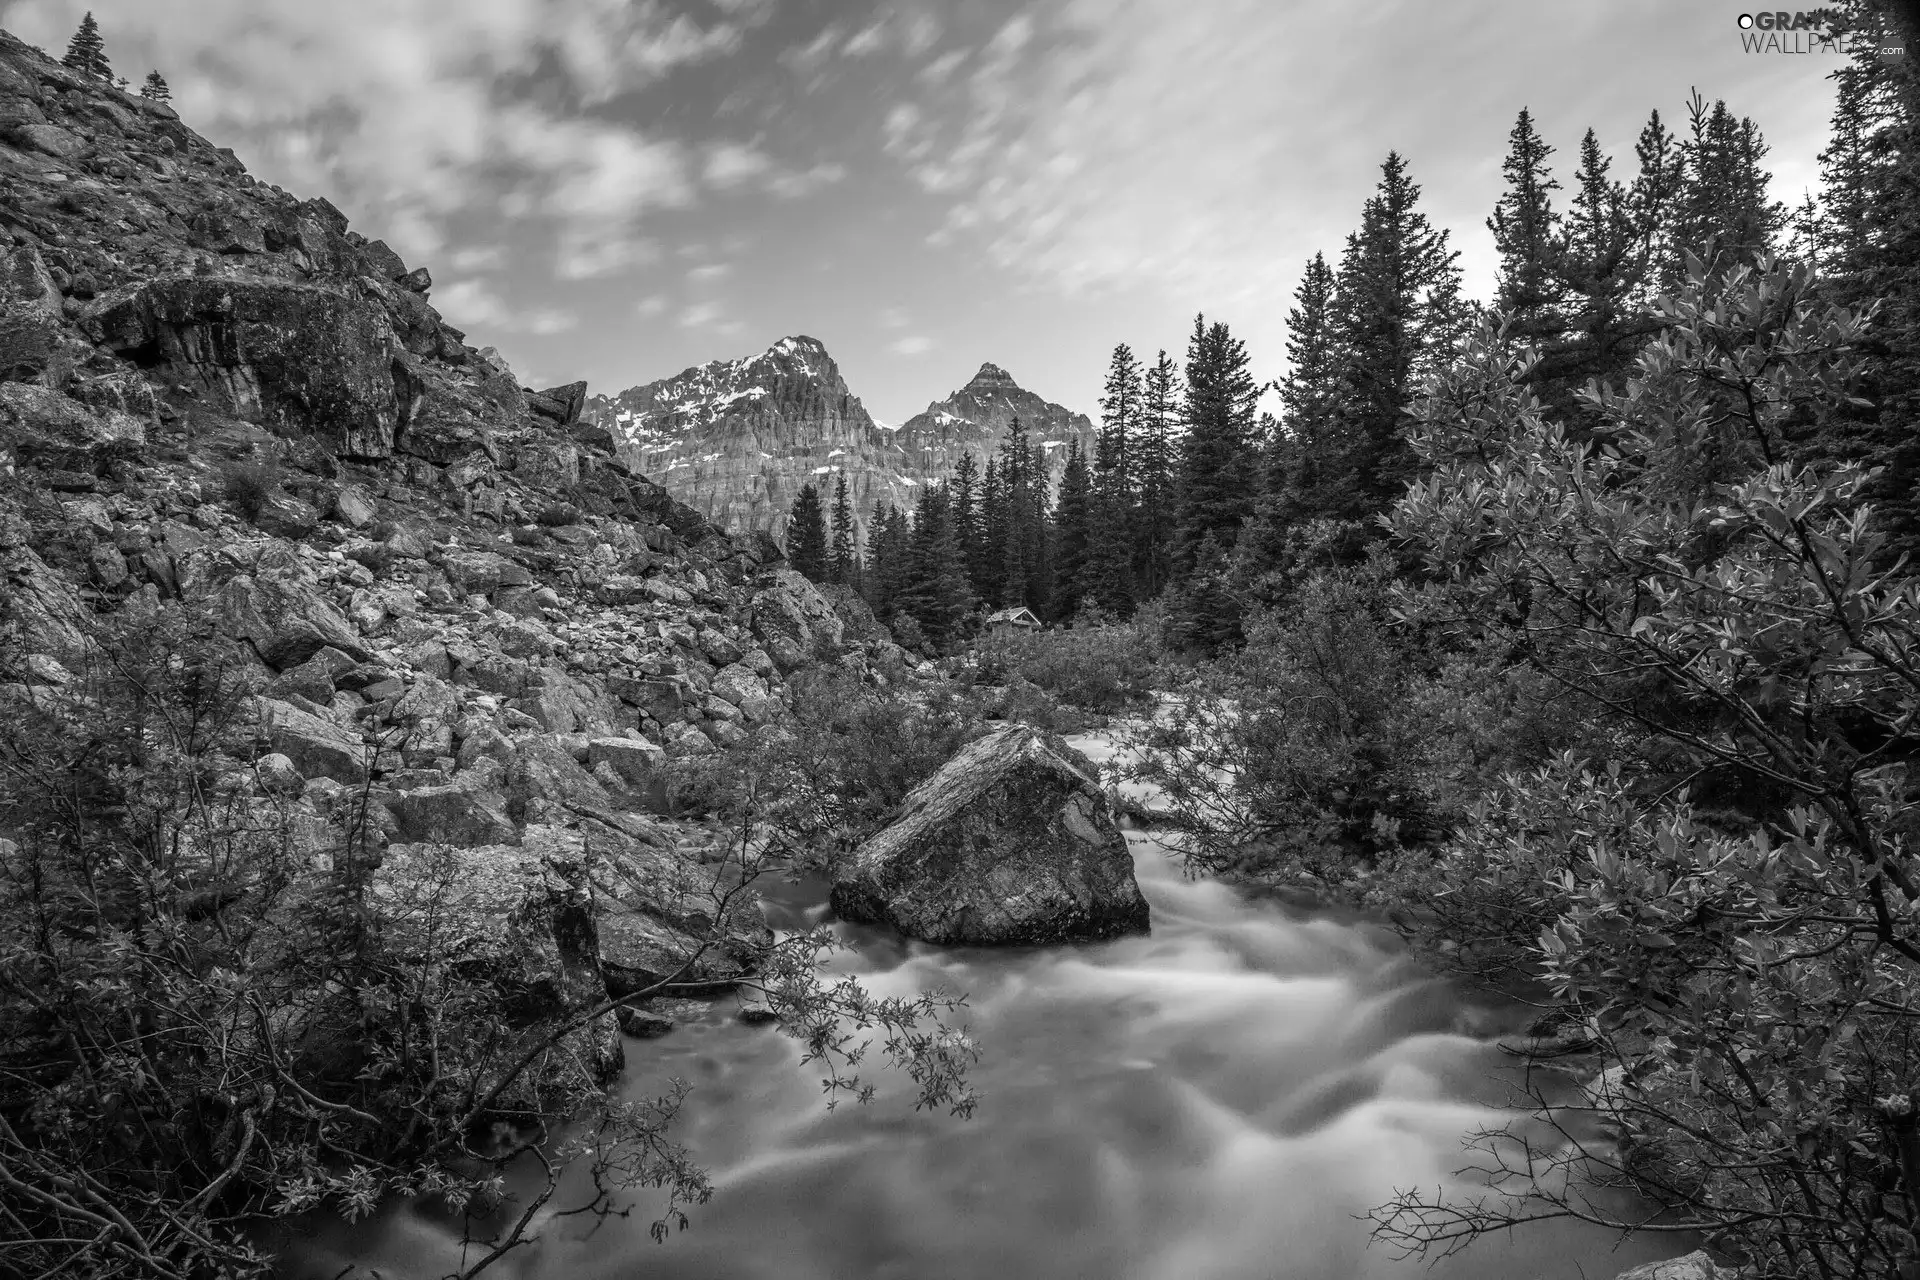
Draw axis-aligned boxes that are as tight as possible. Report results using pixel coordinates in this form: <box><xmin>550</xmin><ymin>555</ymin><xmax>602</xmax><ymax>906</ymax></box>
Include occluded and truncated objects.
<box><xmin>0</xmin><ymin>25</ymin><xmax>908</xmax><ymax>1095</ymax></box>
<box><xmin>582</xmin><ymin>341</ymin><xmax>1096</xmax><ymax>543</ymax></box>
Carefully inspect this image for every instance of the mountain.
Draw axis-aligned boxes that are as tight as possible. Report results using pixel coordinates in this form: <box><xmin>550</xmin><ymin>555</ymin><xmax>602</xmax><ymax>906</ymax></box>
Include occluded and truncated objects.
<box><xmin>583</xmin><ymin>346</ymin><xmax>1096</xmax><ymax>543</ymax></box>
<box><xmin>894</xmin><ymin>361</ymin><xmax>1096</xmax><ymax>489</ymax></box>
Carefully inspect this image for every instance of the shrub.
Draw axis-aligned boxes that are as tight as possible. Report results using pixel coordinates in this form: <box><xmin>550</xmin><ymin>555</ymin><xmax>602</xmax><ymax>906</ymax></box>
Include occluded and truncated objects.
<box><xmin>973</xmin><ymin>605</ymin><xmax>1161</xmax><ymax>714</ymax></box>
<box><xmin>0</xmin><ymin>601</ymin><xmax>978</xmax><ymax>1278</ymax></box>
<box><xmin>222</xmin><ymin>458</ymin><xmax>280</xmax><ymax>520</ymax></box>
<box><xmin>1366</xmin><ymin>256</ymin><xmax>1920</xmax><ymax>1277</ymax></box>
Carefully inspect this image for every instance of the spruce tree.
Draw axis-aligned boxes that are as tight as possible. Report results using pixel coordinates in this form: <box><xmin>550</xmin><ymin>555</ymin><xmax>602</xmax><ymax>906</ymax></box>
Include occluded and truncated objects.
<box><xmin>1131</xmin><ymin>350</ymin><xmax>1180</xmax><ymax>600</ymax></box>
<box><xmin>1272</xmin><ymin>252</ymin><xmax>1345</xmax><ymax>525</ymax></box>
<box><xmin>1052</xmin><ymin>438</ymin><xmax>1093</xmax><ymax>620</ymax></box>
<box><xmin>1087</xmin><ymin>344</ymin><xmax>1141</xmax><ymax>613</ymax></box>
<box><xmin>1665</xmin><ymin>91</ymin><xmax>1784</xmax><ymax>284</ymax></box>
<box><xmin>784</xmin><ymin>482</ymin><xmax>829</xmax><ymax>583</ymax></box>
<box><xmin>975</xmin><ymin>457</ymin><xmax>1008</xmax><ymax>604</ymax></box>
<box><xmin>1487</xmin><ymin>108</ymin><xmax>1565</xmax><ymax>346</ymax></box>
<box><xmin>1804</xmin><ymin>13</ymin><xmax>1920</xmax><ymax>560</ymax></box>
<box><xmin>62</xmin><ymin>12</ymin><xmax>111</xmax><ymax>80</ymax></box>
<box><xmin>1326</xmin><ymin>152</ymin><xmax>1463</xmax><ymax>524</ymax></box>
<box><xmin>139</xmin><ymin>70</ymin><xmax>170</xmax><ymax>102</ymax></box>
<box><xmin>899</xmin><ymin>484</ymin><xmax>973</xmax><ymax>647</ymax></box>
<box><xmin>828</xmin><ymin>473</ymin><xmax>858</xmax><ymax>586</ymax></box>
<box><xmin>1173</xmin><ymin>315</ymin><xmax>1262</xmax><ymax>570</ymax></box>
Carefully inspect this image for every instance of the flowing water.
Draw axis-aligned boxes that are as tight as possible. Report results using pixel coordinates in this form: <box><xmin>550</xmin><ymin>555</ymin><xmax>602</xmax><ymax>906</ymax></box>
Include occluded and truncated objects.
<box><xmin>296</xmin><ymin>730</ymin><xmax>1679</xmax><ymax>1280</ymax></box>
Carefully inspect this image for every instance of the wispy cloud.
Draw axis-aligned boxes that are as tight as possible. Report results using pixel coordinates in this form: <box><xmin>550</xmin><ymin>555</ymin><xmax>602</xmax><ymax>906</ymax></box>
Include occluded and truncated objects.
<box><xmin>888</xmin><ymin>335</ymin><xmax>933</xmax><ymax>356</ymax></box>
<box><xmin>3</xmin><ymin>0</ymin><xmax>771</xmax><ymax>279</ymax></box>
<box><xmin>679</xmin><ymin>300</ymin><xmax>745</xmax><ymax>337</ymax></box>
<box><xmin>435</xmin><ymin>278</ymin><xmax>579</xmax><ymax>338</ymax></box>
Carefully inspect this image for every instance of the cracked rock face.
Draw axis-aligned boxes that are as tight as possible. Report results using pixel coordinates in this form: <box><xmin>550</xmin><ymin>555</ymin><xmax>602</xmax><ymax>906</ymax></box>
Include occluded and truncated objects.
<box><xmin>829</xmin><ymin>722</ymin><xmax>1151</xmax><ymax>946</ymax></box>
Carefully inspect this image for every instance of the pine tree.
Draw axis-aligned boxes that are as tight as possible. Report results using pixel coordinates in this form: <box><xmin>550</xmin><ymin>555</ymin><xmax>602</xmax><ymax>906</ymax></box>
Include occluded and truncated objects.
<box><xmin>1624</xmin><ymin>108</ymin><xmax>1684</xmax><ymax>311</ymax></box>
<box><xmin>784</xmin><ymin>482</ymin><xmax>829</xmax><ymax>583</ymax></box>
<box><xmin>1487</xmin><ymin>108</ymin><xmax>1565</xmax><ymax>345</ymax></box>
<box><xmin>1086</xmin><ymin>344</ymin><xmax>1140</xmax><ymax>613</ymax></box>
<box><xmin>863</xmin><ymin>501</ymin><xmax>913</xmax><ymax>618</ymax></box>
<box><xmin>139</xmin><ymin>70</ymin><xmax>170</xmax><ymax>102</ymax></box>
<box><xmin>899</xmin><ymin>483</ymin><xmax>973</xmax><ymax>647</ymax></box>
<box><xmin>62</xmin><ymin>12</ymin><xmax>110</xmax><ymax>80</ymax></box>
<box><xmin>828</xmin><ymin>473</ymin><xmax>858</xmax><ymax>586</ymax></box>
<box><xmin>1272</xmin><ymin>252</ymin><xmax>1346</xmax><ymax>525</ymax></box>
<box><xmin>1174</xmin><ymin>315</ymin><xmax>1262</xmax><ymax>569</ymax></box>
<box><xmin>1665</xmin><ymin>91</ymin><xmax>1784</xmax><ymax>284</ymax></box>
<box><xmin>1803</xmin><ymin>14</ymin><xmax>1920</xmax><ymax>560</ymax></box>
<box><xmin>975</xmin><ymin>457</ymin><xmax>1008</xmax><ymax>604</ymax></box>
<box><xmin>1052</xmin><ymin>438</ymin><xmax>1094</xmax><ymax>620</ymax></box>
<box><xmin>1131</xmin><ymin>350</ymin><xmax>1180</xmax><ymax>600</ymax></box>
<box><xmin>949</xmin><ymin>451</ymin><xmax>981</xmax><ymax>594</ymax></box>
<box><xmin>997</xmin><ymin>419</ymin><xmax>1045</xmax><ymax>611</ymax></box>
<box><xmin>1325</xmin><ymin>152</ymin><xmax>1463</xmax><ymax>523</ymax></box>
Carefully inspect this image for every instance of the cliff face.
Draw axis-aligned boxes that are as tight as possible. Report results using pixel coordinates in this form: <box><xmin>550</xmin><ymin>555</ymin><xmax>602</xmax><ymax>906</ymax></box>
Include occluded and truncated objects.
<box><xmin>583</xmin><ymin>347</ymin><xmax>1096</xmax><ymax>543</ymax></box>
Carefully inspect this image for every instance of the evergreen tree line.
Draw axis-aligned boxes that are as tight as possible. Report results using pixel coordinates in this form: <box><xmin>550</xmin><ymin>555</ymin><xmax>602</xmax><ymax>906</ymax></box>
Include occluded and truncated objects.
<box><xmin>57</xmin><ymin>11</ymin><xmax>170</xmax><ymax>100</ymax></box>
<box><xmin>781</xmin><ymin>75</ymin><xmax>1886</xmax><ymax>654</ymax></box>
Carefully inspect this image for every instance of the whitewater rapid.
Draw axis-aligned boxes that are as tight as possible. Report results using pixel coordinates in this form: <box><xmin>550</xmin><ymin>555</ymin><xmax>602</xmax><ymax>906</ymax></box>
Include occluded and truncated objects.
<box><xmin>293</xmin><ymin>729</ymin><xmax>1677</xmax><ymax>1280</ymax></box>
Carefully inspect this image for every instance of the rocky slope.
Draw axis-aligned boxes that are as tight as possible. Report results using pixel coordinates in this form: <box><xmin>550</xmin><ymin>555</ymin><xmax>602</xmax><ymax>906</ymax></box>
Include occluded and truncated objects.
<box><xmin>582</xmin><ymin>344</ymin><xmax>1095</xmax><ymax>544</ymax></box>
<box><xmin>0</xmin><ymin>28</ymin><xmax>907</xmax><ymax>1079</ymax></box>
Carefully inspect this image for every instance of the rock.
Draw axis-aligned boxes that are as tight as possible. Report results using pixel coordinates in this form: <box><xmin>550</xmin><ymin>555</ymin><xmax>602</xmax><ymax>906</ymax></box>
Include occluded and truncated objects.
<box><xmin>210</xmin><ymin>559</ymin><xmax>370</xmax><ymax>670</ymax></box>
<box><xmin>86</xmin><ymin>276</ymin><xmax>409</xmax><ymax>460</ymax></box>
<box><xmin>384</xmin><ymin>783</ymin><xmax>518</xmax><ymax>847</ymax></box>
<box><xmin>255</xmin><ymin>752</ymin><xmax>304</xmax><ymax>796</ymax></box>
<box><xmin>664</xmin><ymin>722</ymin><xmax>716</xmax><ymax>757</ymax></box>
<box><xmin>749</xmin><ymin>567</ymin><xmax>845</xmax><ymax>670</ymax></box>
<box><xmin>1612</xmin><ymin>1253</ymin><xmax>1739</xmax><ymax>1280</ymax></box>
<box><xmin>256</xmin><ymin>697</ymin><xmax>367</xmax><ymax>784</ymax></box>
<box><xmin>253</xmin><ymin>490</ymin><xmax>320</xmax><ymax>538</ymax></box>
<box><xmin>830</xmin><ymin>723</ymin><xmax>1151</xmax><ymax>946</ymax></box>
<box><xmin>369</xmin><ymin>830</ymin><xmax>622</xmax><ymax>1087</ymax></box>
<box><xmin>397</xmin><ymin>266</ymin><xmax>432</xmax><ymax>293</ymax></box>
<box><xmin>587</xmin><ymin>735</ymin><xmax>666</xmax><ymax>787</ymax></box>
<box><xmin>0</xmin><ymin>384</ymin><xmax>145</xmax><ymax>473</ymax></box>
<box><xmin>616</xmin><ymin>1006</ymin><xmax>674</xmax><ymax>1037</ymax></box>
<box><xmin>14</xmin><ymin>121</ymin><xmax>82</xmax><ymax>157</ymax></box>
<box><xmin>507</xmin><ymin>733</ymin><xmax>617</xmax><ymax>823</ymax></box>
<box><xmin>333</xmin><ymin>483</ymin><xmax>377</xmax><ymax>528</ymax></box>
<box><xmin>528</xmin><ymin>380</ymin><xmax>588</xmax><ymax>426</ymax></box>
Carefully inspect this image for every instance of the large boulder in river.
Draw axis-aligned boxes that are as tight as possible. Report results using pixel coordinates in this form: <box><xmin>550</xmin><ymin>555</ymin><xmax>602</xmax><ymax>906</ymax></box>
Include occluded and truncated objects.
<box><xmin>1611</xmin><ymin>1253</ymin><xmax>1741</xmax><ymax>1280</ymax></box>
<box><xmin>830</xmin><ymin>723</ymin><xmax>1150</xmax><ymax>946</ymax></box>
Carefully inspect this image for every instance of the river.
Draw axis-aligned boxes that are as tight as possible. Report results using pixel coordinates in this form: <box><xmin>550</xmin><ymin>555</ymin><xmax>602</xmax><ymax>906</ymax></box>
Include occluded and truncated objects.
<box><xmin>293</xmin><ymin>729</ymin><xmax>1679</xmax><ymax>1280</ymax></box>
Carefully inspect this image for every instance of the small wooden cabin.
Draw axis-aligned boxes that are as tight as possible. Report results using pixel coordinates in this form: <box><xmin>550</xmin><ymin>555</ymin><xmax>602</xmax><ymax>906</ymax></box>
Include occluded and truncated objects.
<box><xmin>986</xmin><ymin>606</ymin><xmax>1043</xmax><ymax>634</ymax></box>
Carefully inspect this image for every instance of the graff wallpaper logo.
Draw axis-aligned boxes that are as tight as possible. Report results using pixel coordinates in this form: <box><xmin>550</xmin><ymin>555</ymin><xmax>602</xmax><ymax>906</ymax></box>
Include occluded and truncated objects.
<box><xmin>1736</xmin><ymin>10</ymin><xmax>1906</xmax><ymax>56</ymax></box>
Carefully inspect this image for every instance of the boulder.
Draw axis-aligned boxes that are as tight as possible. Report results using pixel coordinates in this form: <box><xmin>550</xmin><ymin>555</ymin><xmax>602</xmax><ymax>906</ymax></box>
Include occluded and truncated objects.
<box><xmin>0</xmin><ymin>384</ymin><xmax>145</xmax><ymax>472</ymax></box>
<box><xmin>211</xmin><ymin>564</ymin><xmax>369</xmax><ymax>670</ymax></box>
<box><xmin>528</xmin><ymin>380</ymin><xmax>588</xmax><ymax>426</ymax></box>
<box><xmin>85</xmin><ymin>276</ymin><xmax>408</xmax><ymax>459</ymax></box>
<box><xmin>507</xmin><ymin>733</ymin><xmax>618</xmax><ymax>823</ymax></box>
<box><xmin>830</xmin><ymin>724</ymin><xmax>1150</xmax><ymax>946</ymax></box>
<box><xmin>256</xmin><ymin>697</ymin><xmax>366</xmax><ymax>784</ymax></box>
<box><xmin>586</xmin><ymin>828</ymin><xmax>769</xmax><ymax>996</ymax></box>
<box><xmin>1612</xmin><ymin>1254</ymin><xmax>1739</xmax><ymax>1280</ymax></box>
<box><xmin>749</xmin><ymin>568</ymin><xmax>844</xmax><ymax>670</ymax></box>
<box><xmin>383</xmin><ymin>783</ymin><xmax>518</xmax><ymax>848</ymax></box>
<box><xmin>368</xmin><ymin>829</ymin><xmax>622</xmax><ymax>1087</ymax></box>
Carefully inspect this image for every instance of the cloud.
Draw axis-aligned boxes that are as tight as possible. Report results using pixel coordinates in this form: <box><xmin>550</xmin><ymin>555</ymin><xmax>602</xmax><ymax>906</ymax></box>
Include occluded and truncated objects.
<box><xmin>434</xmin><ymin>278</ymin><xmax>578</xmax><ymax>336</ymax></box>
<box><xmin>635</xmin><ymin>295</ymin><xmax>669</xmax><ymax>317</ymax></box>
<box><xmin>1</xmin><ymin>0</ymin><xmax>767</xmax><ymax>278</ymax></box>
<box><xmin>687</xmin><ymin>262</ymin><xmax>733</xmax><ymax>282</ymax></box>
<box><xmin>879</xmin><ymin>307</ymin><xmax>910</xmax><ymax>329</ymax></box>
<box><xmin>704</xmin><ymin>140</ymin><xmax>775</xmax><ymax>189</ymax></box>
<box><xmin>679</xmin><ymin>300</ymin><xmax>745</xmax><ymax>337</ymax></box>
<box><xmin>889</xmin><ymin>334</ymin><xmax>934</xmax><ymax>356</ymax></box>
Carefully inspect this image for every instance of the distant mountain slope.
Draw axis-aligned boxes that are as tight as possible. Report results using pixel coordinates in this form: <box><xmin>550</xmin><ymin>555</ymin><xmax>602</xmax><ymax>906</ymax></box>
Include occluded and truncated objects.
<box><xmin>582</xmin><ymin>344</ymin><xmax>1097</xmax><ymax>542</ymax></box>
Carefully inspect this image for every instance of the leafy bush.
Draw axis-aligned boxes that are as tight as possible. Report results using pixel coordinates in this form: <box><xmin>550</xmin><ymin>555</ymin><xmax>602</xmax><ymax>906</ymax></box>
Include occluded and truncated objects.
<box><xmin>668</xmin><ymin>667</ymin><xmax>994</xmax><ymax>868</ymax></box>
<box><xmin>1364</xmin><ymin>255</ymin><xmax>1920</xmax><ymax>1277</ymax></box>
<box><xmin>973</xmin><ymin>605</ymin><xmax>1161</xmax><ymax>714</ymax></box>
<box><xmin>222</xmin><ymin>459</ymin><xmax>280</xmax><ymax>520</ymax></box>
<box><xmin>0</xmin><ymin>601</ymin><xmax>978</xmax><ymax>1278</ymax></box>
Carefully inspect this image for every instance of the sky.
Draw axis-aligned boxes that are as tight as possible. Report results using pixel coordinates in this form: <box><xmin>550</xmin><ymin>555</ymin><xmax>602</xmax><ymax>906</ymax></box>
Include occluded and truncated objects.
<box><xmin>0</xmin><ymin>0</ymin><xmax>1846</xmax><ymax>425</ymax></box>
